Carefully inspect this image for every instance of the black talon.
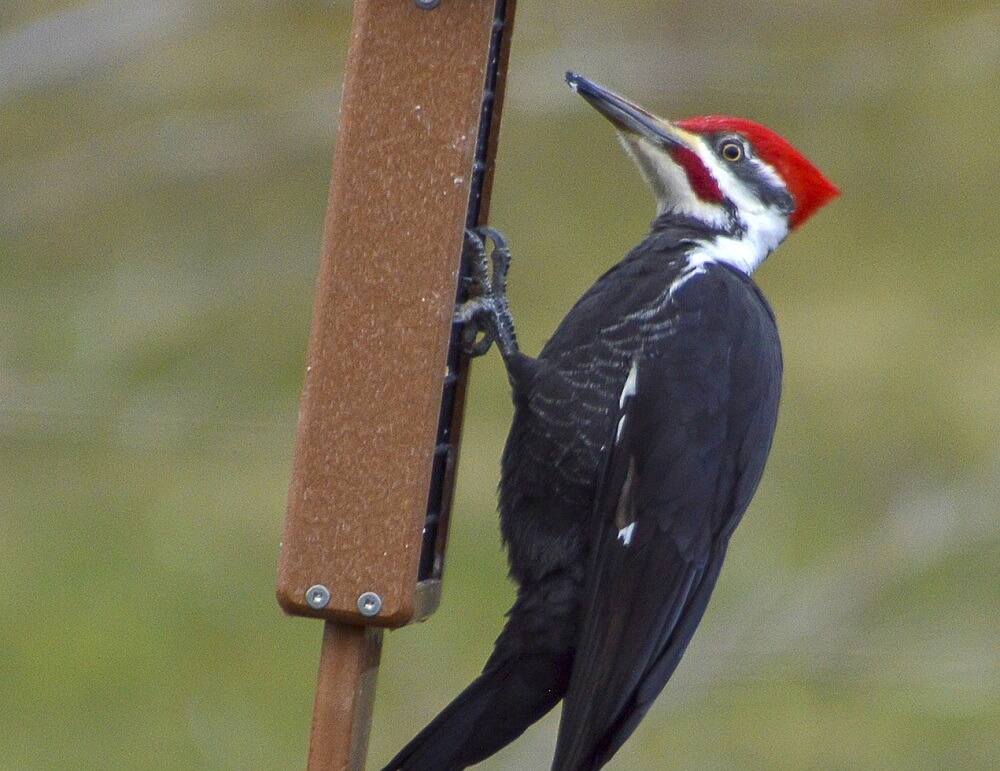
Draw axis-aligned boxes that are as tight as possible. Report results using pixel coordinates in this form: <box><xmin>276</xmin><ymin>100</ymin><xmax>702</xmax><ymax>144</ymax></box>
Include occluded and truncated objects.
<box><xmin>463</xmin><ymin>228</ymin><xmax>492</xmax><ymax>294</ymax></box>
<box><xmin>457</xmin><ymin>227</ymin><xmax>519</xmax><ymax>360</ymax></box>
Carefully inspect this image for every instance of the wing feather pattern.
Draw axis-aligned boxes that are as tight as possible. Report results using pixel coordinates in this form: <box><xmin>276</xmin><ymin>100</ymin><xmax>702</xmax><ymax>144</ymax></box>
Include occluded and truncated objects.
<box><xmin>553</xmin><ymin>267</ymin><xmax>780</xmax><ymax>770</ymax></box>
<box><xmin>552</xmin><ymin>360</ymin><xmax>726</xmax><ymax>771</ymax></box>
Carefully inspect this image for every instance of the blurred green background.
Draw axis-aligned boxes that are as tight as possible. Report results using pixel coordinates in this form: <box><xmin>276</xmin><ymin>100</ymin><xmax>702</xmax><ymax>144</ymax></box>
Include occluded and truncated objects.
<box><xmin>2</xmin><ymin>1</ymin><xmax>997</xmax><ymax>768</ymax></box>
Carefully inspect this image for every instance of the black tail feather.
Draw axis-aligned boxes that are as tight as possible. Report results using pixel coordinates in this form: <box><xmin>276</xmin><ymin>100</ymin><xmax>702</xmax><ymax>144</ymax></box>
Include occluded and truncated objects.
<box><xmin>382</xmin><ymin>652</ymin><xmax>571</xmax><ymax>771</ymax></box>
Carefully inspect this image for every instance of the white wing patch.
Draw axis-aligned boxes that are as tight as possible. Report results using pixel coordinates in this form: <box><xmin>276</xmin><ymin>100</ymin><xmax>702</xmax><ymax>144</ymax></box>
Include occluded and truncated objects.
<box><xmin>619</xmin><ymin>359</ymin><xmax>638</xmax><ymax>409</ymax></box>
<box><xmin>615</xmin><ymin>359</ymin><xmax>639</xmax><ymax>442</ymax></box>
<box><xmin>617</xmin><ymin>522</ymin><xmax>636</xmax><ymax>546</ymax></box>
<box><xmin>668</xmin><ymin>263</ymin><xmax>706</xmax><ymax>298</ymax></box>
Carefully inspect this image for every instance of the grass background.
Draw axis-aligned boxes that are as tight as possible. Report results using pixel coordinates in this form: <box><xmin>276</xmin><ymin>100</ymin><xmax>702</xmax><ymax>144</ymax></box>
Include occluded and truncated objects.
<box><xmin>2</xmin><ymin>1</ymin><xmax>997</xmax><ymax>768</ymax></box>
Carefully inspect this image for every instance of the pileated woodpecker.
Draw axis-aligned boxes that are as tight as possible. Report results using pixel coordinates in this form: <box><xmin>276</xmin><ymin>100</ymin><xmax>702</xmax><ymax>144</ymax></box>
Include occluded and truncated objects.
<box><xmin>385</xmin><ymin>73</ymin><xmax>839</xmax><ymax>770</ymax></box>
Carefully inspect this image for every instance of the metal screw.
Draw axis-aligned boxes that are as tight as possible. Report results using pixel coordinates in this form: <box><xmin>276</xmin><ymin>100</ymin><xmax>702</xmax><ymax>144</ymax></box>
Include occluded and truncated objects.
<box><xmin>413</xmin><ymin>0</ymin><xmax>441</xmax><ymax>9</ymax></box>
<box><xmin>305</xmin><ymin>584</ymin><xmax>331</xmax><ymax>609</ymax></box>
<box><xmin>357</xmin><ymin>591</ymin><xmax>383</xmax><ymax>617</ymax></box>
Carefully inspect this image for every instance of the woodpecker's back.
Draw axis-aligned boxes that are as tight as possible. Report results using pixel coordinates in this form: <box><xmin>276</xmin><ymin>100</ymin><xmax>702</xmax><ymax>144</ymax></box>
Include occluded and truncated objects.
<box><xmin>500</xmin><ymin>217</ymin><xmax>783</xmax><ymax>770</ymax></box>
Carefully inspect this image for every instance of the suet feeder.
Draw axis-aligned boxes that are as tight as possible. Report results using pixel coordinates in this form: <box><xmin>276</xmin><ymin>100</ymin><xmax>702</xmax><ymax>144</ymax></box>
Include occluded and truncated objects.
<box><xmin>275</xmin><ymin>1</ymin><xmax>517</xmax><ymax>767</ymax></box>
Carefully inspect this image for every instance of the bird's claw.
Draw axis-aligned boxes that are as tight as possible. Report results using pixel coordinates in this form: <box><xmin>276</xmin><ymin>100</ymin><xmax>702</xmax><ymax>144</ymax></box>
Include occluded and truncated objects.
<box><xmin>456</xmin><ymin>227</ymin><xmax>517</xmax><ymax>359</ymax></box>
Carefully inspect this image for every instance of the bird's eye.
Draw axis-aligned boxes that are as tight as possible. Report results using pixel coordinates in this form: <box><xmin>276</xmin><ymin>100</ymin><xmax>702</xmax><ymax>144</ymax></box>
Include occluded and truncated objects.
<box><xmin>721</xmin><ymin>141</ymin><xmax>744</xmax><ymax>162</ymax></box>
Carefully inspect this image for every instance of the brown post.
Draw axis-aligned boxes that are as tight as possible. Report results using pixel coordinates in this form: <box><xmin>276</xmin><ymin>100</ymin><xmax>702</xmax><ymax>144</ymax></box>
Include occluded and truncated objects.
<box><xmin>308</xmin><ymin>623</ymin><xmax>383</xmax><ymax>769</ymax></box>
<box><xmin>276</xmin><ymin>1</ymin><xmax>517</xmax><ymax>768</ymax></box>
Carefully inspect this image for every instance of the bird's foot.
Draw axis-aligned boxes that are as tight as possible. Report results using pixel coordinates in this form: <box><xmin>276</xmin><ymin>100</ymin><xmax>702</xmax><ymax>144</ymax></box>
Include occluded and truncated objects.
<box><xmin>456</xmin><ymin>227</ymin><xmax>518</xmax><ymax>359</ymax></box>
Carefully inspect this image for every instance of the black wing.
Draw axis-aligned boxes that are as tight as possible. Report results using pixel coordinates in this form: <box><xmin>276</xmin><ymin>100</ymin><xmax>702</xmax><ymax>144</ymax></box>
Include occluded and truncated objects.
<box><xmin>552</xmin><ymin>267</ymin><xmax>781</xmax><ymax>770</ymax></box>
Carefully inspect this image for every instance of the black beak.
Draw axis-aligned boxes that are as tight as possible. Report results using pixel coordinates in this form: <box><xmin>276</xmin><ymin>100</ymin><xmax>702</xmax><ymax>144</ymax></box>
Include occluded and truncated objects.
<box><xmin>565</xmin><ymin>72</ymin><xmax>694</xmax><ymax>150</ymax></box>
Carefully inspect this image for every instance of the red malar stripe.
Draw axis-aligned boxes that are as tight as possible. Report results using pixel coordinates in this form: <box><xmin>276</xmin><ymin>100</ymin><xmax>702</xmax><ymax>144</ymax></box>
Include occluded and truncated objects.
<box><xmin>669</xmin><ymin>145</ymin><xmax>724</xmax><ymax>204</ymax></box>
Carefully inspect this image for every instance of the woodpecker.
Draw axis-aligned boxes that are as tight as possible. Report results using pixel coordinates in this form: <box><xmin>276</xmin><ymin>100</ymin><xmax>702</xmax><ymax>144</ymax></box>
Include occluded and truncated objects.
<box><xmin>385</xmin><ymin>73</ymin><xmax>838</xmax><ymax>770</ymax></box>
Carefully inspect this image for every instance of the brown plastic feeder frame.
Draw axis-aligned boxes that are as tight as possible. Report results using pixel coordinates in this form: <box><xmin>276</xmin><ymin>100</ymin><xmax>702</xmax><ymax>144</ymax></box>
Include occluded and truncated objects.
<box><xmin>276</xmin><ymin>1</ymin><xmax>517</xmax><ymax>768</ymax></box>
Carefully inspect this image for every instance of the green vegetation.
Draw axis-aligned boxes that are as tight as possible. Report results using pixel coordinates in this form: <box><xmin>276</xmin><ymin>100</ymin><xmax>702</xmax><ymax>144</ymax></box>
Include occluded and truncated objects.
<box><xmin>2</xmin><ymin>1</ymin><xmax>997</xmax><ymax>767</ymax></box>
